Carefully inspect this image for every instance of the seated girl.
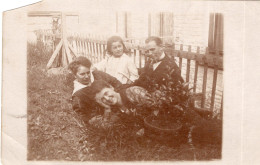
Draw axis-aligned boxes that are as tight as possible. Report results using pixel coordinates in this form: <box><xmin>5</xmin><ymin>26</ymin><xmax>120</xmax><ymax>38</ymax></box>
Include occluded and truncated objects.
<box><xmin>94</xmin><ymin>36</ymin><xmax>139</xmax><ymax>84</ymax></box>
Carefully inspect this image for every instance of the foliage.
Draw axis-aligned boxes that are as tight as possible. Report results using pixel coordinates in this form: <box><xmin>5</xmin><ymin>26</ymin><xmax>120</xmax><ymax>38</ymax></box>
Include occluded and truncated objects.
<box><xmin>144</xmin><ymin>64</ymin><xmax>193</xmax><ymax>119</ymax></box>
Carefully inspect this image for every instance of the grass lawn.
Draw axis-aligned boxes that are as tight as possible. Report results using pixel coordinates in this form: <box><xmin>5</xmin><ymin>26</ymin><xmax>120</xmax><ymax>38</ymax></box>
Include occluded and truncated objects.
<box><xmin>27</xmin><ymin>42</ymin><xmax>221</xmax><ymax>161</ymax></box>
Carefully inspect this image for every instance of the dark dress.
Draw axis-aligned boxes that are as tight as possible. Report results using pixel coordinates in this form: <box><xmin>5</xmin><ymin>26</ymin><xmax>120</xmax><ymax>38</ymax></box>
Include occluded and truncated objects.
<box><xmin>133</xmin><ymin>54</ymin><xmax>184</xmax><ymax>92</ymax></box>
<box><xmin>72</xmin><ymin>70</ymin><xmax>122</xmax><ymax>123</ymax></box>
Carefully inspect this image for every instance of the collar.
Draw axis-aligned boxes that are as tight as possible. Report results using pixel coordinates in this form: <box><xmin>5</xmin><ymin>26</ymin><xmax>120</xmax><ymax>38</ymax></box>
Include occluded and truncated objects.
<box><xmin>152</xmin><ymin>52</ymin><xmax>166</xmax><ymax>63</ymax></box>
<box><xmin>153</xmin><ymin>61</ymin><xmax>162</xmax><ymax>71</ymax></box>
<box><xmin>107</xmin><ymin>53</ymin><xmax>125</xmax><ymax>59</ymax></box>
<box><xmin>158</xmin><ymin>52</ymin><xmax>166</xmax><ymax>61</ymax></box>
<box><xmin>72</xmin><ymin>80</ymin><xmax>88</xmax><ymax>95</ymax></box>
<box><xmin>90</xmin><ymin>67</ymin><xmax>95</xmax><ymax>82</ymax></box>
<box><xmin>152</xmin><ymin>52</ymin><xmax>166</xmax><ymax>71</ymax></box>
<box><xmin>72</xmin><ymin>70</ymin><xmax>94</xmax><ymax>95</ymax></box>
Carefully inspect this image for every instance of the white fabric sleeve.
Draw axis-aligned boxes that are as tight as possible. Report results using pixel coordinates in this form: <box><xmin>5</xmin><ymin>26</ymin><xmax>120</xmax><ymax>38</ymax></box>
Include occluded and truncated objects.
<box><xmin>93</xmin><ymin>58</ymin><xmax>107</xmax><ymax>72</ymax></box>
<box><xmin>127</xmin><ymin>57</ymin><xmax>139</xmax><ymax>82</ymax></box>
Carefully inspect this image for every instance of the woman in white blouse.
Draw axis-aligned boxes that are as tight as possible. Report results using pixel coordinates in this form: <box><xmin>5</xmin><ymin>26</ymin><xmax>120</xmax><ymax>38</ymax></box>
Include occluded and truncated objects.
<box><xmin>94</xmin><ymin>36</ymin><xmax>139</xmax><ymax>84</ymax></box>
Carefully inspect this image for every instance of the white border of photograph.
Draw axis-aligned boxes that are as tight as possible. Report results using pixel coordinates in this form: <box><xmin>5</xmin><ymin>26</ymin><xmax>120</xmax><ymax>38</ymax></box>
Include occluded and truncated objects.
<box><xmin>2</xmin><ymin>0</ymin><xmax>260</xmax><ymax>164</ymax></box>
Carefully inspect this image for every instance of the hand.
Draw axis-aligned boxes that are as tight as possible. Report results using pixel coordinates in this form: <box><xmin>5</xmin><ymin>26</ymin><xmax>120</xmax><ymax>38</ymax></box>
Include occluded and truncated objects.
<box><xmin>126</xmin><ymin>79</ymin><xmax>133</xmax><ymax>84</ymax></box>
<box><xmin>103</xmin><ymin>108</ymin><xmax>111</xmax><ymax>121</ymax></box>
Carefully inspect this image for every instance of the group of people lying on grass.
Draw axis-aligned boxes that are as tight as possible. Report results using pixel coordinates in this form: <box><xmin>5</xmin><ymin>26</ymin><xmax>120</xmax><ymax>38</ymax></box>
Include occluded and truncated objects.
<box><xmin>67</xmin><ymin>36</ymin><xmax>221</xmax><ymax>145</ymax></box>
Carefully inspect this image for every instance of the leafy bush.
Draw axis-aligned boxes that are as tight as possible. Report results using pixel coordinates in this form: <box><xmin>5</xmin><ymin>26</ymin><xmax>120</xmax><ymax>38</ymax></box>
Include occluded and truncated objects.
<box><xmin>142</xmin><ymin>63</ymin><xmax>192</xmax><ymax>120</ymax></box>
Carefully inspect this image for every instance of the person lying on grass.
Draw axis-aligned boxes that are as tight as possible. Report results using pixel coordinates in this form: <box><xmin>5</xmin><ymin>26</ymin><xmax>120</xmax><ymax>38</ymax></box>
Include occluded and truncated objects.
<box><xmin>90</xmin><ymin>80</ymin><xmax>222</xmax><ymax>146</ymax></box>
<box><xmin>68</xmin><ymin>56</ymin><xmax>122</xmax><ymax>123</ymax></box>
<box><xmin>92</xmin><ymin>80</ymin><xmax>154</xmax><ymax>115</ymax></box>
<box><xmin>88</xmin><ymin>80</ymin><xmax>156</xmax><ymax>128</ymax></box>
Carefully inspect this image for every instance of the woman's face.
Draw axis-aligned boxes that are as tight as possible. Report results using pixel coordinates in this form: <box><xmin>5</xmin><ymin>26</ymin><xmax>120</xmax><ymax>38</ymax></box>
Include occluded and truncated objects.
<box><xmin>95</xmin><ymin>87</ymin><xmax>120</xmax><ymax>106</ymax></box>
<box><xmin>75</xmin><ymin>65</ymin><xmax>91</xmax><ymax>85</ymax></box>
<box><xmin>111</xmin><ymin>41</ymin><xmax>124</xmax><ymax>57</ymax></box>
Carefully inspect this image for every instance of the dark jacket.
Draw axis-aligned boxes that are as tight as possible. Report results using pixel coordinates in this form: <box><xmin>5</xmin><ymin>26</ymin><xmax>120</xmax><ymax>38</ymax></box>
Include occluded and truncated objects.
<box><xmin>71</xmin><ymin>70</ymin><xmax>122</xmax><ymax>123</ymax></box>
<box><xmin>133</xmin><ymin>54</ymin><xmax>184</xmax><ymax>91</ymax></box>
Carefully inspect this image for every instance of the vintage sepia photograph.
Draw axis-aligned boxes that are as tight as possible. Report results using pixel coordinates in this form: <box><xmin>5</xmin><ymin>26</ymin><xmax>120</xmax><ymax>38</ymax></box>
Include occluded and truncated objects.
<box><xmin>4</xmin><ymin>0</ymin><xmax>260</xmax><ymax>164</ymax></box>
<box><xmin>24</xmin><ymin>0</ymin><xmax>224</xmax><ymax>161</ymax></box>
<box><xmin>18</xmin><ymin>1</ymin><xmax>260</xmax><ymax>164</ymax></box>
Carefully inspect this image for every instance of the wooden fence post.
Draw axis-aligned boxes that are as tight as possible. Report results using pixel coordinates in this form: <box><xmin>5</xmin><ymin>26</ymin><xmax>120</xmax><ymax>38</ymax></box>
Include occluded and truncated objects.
<box><xmin>210</xmin><ymin>50</ymin><xmax>219</xmax><ymax>111</ymax></box>
<box><xmin>46</xmin><ymin>40</ymin><xmax>63</xmax><ymax>69</ymax></box>
<box><xmin>179</xmin><ymin>44</ymin><xmax>183</xmax><ymax>74</ymax></box>
<box><xmin>193</xmin><ymin>46</ymin><xmax>200</xmax><ymax>93</ymax></box>
<box><xmin>201</xmin><ymin>48</ymin><xmax>209</xmax><ymax>108</ymax></box>
<box><xmin>186</xmin><ymin>45</ymin><xmax>191</xmax><ymax>83</ymax></box>
<box><xmin>61</xmin><ymin>13</ymin><xmax>68</xmax><ymax>66</ymax></box>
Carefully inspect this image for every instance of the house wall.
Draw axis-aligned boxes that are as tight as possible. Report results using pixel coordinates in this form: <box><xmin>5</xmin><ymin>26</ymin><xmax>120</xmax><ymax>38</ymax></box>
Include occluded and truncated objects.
<box><xmin>27</xmin><ymin>11</ymin><xmax>210</xmax><ymax>51</ymax></box>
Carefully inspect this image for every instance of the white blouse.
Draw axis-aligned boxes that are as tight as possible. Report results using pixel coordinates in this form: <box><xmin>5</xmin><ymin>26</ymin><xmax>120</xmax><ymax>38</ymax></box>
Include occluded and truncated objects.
<box><xmin>94</xmin><ymin>53</ymin><xmax>139</xmax><ymax>84</ymax></box>
<box><xmin>72</xmin><ymin>71</ymin><xmax>94</xmax><ymax>95</ymax></box>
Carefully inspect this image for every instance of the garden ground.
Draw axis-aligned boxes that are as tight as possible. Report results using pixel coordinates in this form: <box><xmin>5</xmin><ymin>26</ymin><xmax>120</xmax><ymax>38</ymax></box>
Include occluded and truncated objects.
<box><xmin>27</xmin><ymin>42</ymin><xmax>221</xmax><ymax>161</ymax></box>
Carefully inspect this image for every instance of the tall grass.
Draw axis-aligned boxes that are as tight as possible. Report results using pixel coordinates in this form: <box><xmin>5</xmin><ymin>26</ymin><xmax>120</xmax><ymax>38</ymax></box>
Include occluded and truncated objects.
<box><xmin>27</xmin><ymin>42</ymin><xmax>88</xmax><ymax>160</ymax></box>
<box><xmin>27</xmin><ymin>41</ymin><xmax>221</xmax><ymax>161</ymax></box>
